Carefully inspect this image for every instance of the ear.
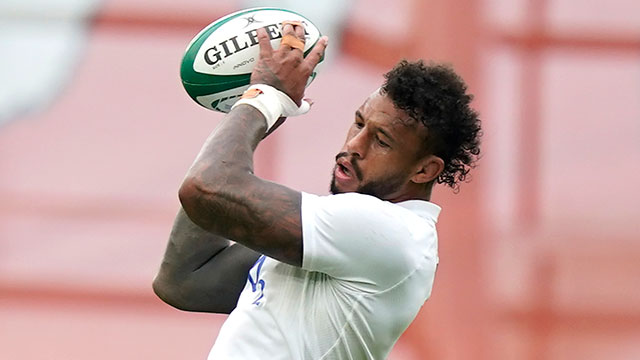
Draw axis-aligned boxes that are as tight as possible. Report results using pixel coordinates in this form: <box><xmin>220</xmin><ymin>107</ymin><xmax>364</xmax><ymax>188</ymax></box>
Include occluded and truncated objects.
<box><xmin>411</xmin><ymin>155</ymin><xmax>444</xmax><ymax>184</ymax></box>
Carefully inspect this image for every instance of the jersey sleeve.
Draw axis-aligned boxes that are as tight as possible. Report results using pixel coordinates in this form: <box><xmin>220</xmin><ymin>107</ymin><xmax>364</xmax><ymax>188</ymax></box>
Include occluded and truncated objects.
<box><xmin>300</xmin><ymin>192</ymin><xmax>419</xmax><ymax>289</ymax></box>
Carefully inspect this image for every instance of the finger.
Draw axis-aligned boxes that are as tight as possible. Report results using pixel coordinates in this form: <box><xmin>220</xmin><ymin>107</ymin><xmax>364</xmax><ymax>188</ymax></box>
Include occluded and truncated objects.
<box><xmin>294</xmin><ymin>23</ymin><xmax>305</xmax><ymax>44</ymax></box>
<box><xmin>279</xmin><ymin>22</ymin><xmax>296</xmax><ymax>50</ymax></box>
<box><xmin>281</xmin><ymin>20</ymin><xmax>303</xmax><ymax>34</ymax></box>
<box><xmin>256</xmin><ymin>27</ymin><xmax>273</xmax><ymax>58</ymax></box>
<box><xmin>303</xmin><ymin>36</ymin><xmax>328</xmax><ymax>70</ymax></box>
<box><xmin>282</xmin><ymin>22</ymin><xmax>295</xmax><ymax>37</ymax></box>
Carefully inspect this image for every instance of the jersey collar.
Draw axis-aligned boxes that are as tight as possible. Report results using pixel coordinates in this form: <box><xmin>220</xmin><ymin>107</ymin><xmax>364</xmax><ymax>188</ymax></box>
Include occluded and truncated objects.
<box><xmin>396</xmin><ymin>200</ymin><xmax>441</xmax><ymax>222</ymax></box>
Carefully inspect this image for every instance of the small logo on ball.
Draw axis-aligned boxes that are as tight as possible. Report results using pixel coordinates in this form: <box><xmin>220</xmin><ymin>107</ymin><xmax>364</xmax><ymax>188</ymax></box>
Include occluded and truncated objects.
<box><xmin>242</xmin><ymin>15</ymin><xmax>262</xmax><ymax>28</ymax></box>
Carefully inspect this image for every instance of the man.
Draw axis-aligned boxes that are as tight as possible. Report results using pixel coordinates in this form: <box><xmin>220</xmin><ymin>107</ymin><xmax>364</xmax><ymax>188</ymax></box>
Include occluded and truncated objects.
<box><xmin>153</xmin><ymin>22</ymin><xmax>481</xmax><ymax>359</ymax></box>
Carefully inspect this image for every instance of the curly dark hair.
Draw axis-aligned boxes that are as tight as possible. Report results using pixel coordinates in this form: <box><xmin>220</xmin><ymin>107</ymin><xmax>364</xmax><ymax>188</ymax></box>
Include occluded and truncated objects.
<box><xmin>381</xmin><ymin>60</ymin><xmax>482</xmax><ymax>190</ymax></box>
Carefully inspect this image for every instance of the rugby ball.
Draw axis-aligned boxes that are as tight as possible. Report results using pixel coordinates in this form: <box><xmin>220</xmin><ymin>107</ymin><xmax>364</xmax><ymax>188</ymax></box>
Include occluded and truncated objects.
<box><xmin>180</xmin><ymin>7</ymin><xmax>323</xmax><ymax>113</ymax></box>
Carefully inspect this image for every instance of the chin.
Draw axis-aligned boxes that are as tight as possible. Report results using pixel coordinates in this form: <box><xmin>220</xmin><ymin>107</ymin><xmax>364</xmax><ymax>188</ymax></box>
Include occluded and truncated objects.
<box><xmin>329</xmin><ymin>177</ymin><xmax>350</xmax><ymax>195</ymax></box>
<box><xmin>330</xmin><ymin>182</ymin><xmax>362</xmax><ymax>195</ymax></box>
<box><xmin>329</xmin><ymin>179</ymin><xmax>342</xmax><ymax>195</ymax></box>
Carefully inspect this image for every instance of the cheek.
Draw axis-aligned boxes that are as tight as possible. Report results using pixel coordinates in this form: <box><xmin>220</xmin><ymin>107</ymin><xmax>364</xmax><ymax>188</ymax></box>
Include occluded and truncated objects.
<box><xmin>373</xmin><ymin>153</ymin><xmax>411</xmax><ymax>177</ymax></box>
<box><xmin>359</xmin><ymin>154</ymin><xmax>390</xmax><ymax>178</ymax></box>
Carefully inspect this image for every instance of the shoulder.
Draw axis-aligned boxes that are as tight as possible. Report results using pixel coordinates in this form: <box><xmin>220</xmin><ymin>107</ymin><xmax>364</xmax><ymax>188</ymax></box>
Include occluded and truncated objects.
<box><xmin>301</xmin><ymin>192</ymin><xmax>407</xmax><ymax>222</ymax></box>
<box><xmin>300</xmin><ymin>192</ymin><xmax>437</xmax><ymax>289</ymax></box>
<box><xmin>301</xmin><ymin>192</ymin><xmax>434</xmax><ymax>235</ymax></box>
<box><xmin>300</xmin><ymin>192</ymin><xmax>426</xmax><ymax>260</ymax></box>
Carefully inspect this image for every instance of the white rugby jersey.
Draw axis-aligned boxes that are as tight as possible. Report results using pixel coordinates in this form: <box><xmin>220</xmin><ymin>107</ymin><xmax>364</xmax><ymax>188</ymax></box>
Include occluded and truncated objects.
<box><xmin>208</xmin><ymin>192</ymin><xmax>441</xmax><ymax>360</ymax></box>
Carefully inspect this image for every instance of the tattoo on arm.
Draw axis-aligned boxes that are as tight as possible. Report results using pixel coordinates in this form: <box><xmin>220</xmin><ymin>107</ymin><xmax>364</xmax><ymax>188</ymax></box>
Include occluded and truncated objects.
<box><xmin>180</xmin><ymin>106</ymin><xmax>304</xmax><ymax>266</ymax></box>
<box><xmin>154</xmin><ymin>207</ymin><xmax>261</xmax><ymax>313</ymax></box>
<box><xmin>158</xmin><ymin>208</ymin><xmax>231</xmax><ymax>279</ymax></box>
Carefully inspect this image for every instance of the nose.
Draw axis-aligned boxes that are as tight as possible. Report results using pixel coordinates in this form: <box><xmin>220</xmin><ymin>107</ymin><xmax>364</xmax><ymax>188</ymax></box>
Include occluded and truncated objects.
<box><xmin>345</xmin><ymin>127</ymin><xmax>368</xmax><ymax>159</ymax></box>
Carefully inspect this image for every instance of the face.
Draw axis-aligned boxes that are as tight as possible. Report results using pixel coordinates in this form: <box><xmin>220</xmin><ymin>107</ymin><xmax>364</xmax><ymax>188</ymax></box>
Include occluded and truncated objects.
<box><xmin>330</xmin><ymin>90</ymin><xmax>431</xmax><ymax>200</ymax></box>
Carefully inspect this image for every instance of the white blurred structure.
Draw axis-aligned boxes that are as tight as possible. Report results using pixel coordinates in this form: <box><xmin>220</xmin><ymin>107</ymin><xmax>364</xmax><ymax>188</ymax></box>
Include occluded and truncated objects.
<box><xmin>0</xmin><ymin>0</ymin><xmax>100</xmax><ymax>126</ymax></box>
<box><xmin>240</xmin><ymin>0</ymin><xmax>352</xmax><ymax>61</ymax></box>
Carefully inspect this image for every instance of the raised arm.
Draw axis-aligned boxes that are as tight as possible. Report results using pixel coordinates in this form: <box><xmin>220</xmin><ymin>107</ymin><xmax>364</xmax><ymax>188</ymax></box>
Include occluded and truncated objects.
<box><xmin>178</xmin><ymin>25</ymin><xmax>328</xmax><ymax>266</ymax></box>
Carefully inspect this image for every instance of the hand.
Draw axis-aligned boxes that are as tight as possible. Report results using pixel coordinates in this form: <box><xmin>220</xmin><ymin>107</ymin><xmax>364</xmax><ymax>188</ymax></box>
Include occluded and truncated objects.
<box><xmin>250</xmin><ymin>22</ymin><xmax>328</xmax><ymax>106</ymax></box>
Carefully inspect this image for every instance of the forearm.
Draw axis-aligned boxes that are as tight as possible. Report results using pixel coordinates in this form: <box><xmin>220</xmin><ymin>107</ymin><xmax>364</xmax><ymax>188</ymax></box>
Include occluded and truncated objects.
<box><xmin>179</xmin><ymin>105</ymin><xmax>303</xmax><ymax>266</ymax></box>
<box><xmin>179</xmin><ymin>104</ymin><xmax>265</xmax><ymax>234</ymax></box>
<box><xmin>154</xmin><ymin>207</ymin><xmax>261</xmax><ymax>312</ymax></box>
<box><xmin>156</xmin><ymin>207</ymin><xmax>231</xmax><ymax>280</ymax></box>
<box><xmin>189</xmin><ymin>105</ymin><xmax>265</xmax><ymax>179</ymax></box>
<box><xmin>153</xmin><ymin>208</ymin><xmax>231</xmax><ymax>304</ymax></box>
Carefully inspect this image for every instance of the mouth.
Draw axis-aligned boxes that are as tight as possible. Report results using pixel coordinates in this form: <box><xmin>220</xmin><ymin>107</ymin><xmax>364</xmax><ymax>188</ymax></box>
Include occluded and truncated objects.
<box><xmin>334</xmin><ymin>158</ymin><xmax>356</xmax><ymax>182</ymax></box>
<box><xmin>337</xmin><ymin>163</ymin><xmax>349</xmax><ymax>176</ymax></box>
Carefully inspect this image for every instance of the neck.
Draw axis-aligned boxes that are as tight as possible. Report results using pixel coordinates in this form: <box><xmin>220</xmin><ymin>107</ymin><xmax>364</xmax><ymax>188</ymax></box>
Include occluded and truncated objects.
<box><xmin>386</xmin><ymin>183</ymin><xmax>433</xmax><ymax>203</ymax></box>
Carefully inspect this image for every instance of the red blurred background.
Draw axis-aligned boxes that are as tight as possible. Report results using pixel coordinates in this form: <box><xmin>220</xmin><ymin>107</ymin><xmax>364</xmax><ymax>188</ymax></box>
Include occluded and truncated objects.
<box><xmin>1</xmin><ymin>0</ymin><xmax>639</xmax><ymax>359</ymax></box>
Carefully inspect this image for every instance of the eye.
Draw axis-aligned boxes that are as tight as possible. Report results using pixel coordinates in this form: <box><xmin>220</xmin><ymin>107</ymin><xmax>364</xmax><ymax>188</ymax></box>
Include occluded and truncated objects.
<box><xmin>354</xmin><ymin>121</ymin><xmax>364</xmax><ymax>129</ymax></box>
<box><xmin>376</xmin><ymin>136</ymin><xmax>390</xmax><ymax>148</ymax></box>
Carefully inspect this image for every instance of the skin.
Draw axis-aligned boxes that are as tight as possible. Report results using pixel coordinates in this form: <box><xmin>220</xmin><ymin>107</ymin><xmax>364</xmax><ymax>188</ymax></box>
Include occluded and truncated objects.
<box><xmin>331</xmin><ymin>90</ymin><xmax>444</xmax><ymax>201</ymax></box>
<box><xmin>153</xmin><ymin>208</ymin><xmax>260</xmax><ymax>313</ymax></box>
<box><xmin>153</xmin><ymin>23</ymin><xmax>444</xmax><ymax>314</ymax></box>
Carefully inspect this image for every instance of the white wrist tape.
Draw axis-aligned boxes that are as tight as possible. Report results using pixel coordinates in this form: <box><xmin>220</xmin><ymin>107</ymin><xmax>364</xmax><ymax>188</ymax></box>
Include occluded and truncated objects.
<box><xmin>230</xmin><ymin>84</ymin><xmax>311</xmax><ymax>132</ymax></box>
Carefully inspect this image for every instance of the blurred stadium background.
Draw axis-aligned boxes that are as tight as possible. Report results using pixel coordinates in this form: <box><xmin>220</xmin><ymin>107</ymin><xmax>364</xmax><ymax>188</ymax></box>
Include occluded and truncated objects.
<box><xmin>1</xmin><ymin>0</ymin><xmax>639</xmax><ymax>359</ymax></box>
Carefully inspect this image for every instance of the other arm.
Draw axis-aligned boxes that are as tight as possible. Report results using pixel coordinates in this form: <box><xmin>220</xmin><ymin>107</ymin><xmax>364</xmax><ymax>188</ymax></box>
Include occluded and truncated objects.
<box><xmin>153</xmin><ymin>207</ymin><xmax>260</xmax><ymax>313</ymax></box>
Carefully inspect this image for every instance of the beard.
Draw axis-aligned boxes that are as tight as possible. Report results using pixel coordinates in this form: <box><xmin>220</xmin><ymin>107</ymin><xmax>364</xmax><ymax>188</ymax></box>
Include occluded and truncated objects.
<box><xmin>329</xmin><ymin>165</ymin><xmax>407</xmax><ymax>199</ymax></box>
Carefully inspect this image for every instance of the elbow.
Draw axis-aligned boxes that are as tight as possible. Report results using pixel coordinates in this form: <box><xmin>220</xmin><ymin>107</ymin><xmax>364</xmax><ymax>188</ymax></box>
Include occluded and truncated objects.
<box><xmin>152</xmin><ymin>274</ymin><xmax>192</xmax><ymax>312</ymax></box>
<box><xmin>153</xmin><ymin>274</ymin><xmax>233</xmax><ymax>314</ymax></box>
<box><xmin>179</xmin><ymin>172</ymin><xmax>250</xmax><ymax>230</ymax></box>
<box><xmin>178</xmin><ymin>175</ymin><xmax>200</xmax><ymax>215</ymax></box>
<box><xmin>178</xmin><ymin>175</ymin><xmax>213</xmax><ymax>229</ymax></box>
<box><xmin>152</xmin><ymin>275</ymin><xmax>180</xmax><ymax>309</ymax></box>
